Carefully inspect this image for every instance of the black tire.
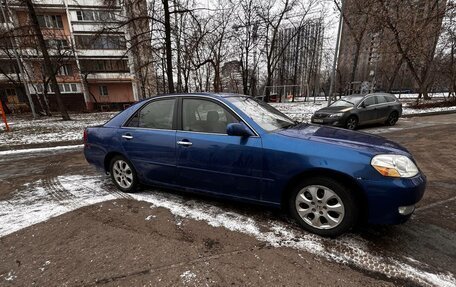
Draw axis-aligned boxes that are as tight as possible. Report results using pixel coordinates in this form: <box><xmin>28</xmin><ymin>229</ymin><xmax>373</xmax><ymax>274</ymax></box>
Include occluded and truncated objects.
<box><xmin>288</xmin><ymin>177</ymin><xmax>358</xmax><ymax>237</ymax></box>
<box><xmin>386</xmin><ymin>111</ymin><xmax>399</xmax><ymax>126</ymax></box>
<box><xmin>109</xmin><ymin>155</ymin><xmax>139</xmax><ymax>193</ymax></box>
<box><xmin>345</xmin><ymin>116</ymin><xmax>358</xmax><ymax>130</ymax></box>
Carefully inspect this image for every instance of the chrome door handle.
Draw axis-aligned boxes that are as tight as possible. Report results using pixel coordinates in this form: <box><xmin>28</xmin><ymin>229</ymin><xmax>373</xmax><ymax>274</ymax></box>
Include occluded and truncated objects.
<box><xmin>177</xmin><ymin>141</ymin><xmax>192</xmax><ymax>146</ymax></box>
<box><xmin>122</xmin><ymin>134</ymin><xmax>133</xmax><ymax>140</ymax></box>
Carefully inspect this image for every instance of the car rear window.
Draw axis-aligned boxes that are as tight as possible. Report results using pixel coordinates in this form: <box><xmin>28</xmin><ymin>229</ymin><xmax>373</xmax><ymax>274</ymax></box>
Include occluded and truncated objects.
<box><xmin>385</xmin><ymin>96</ymin><xmax>396</xmax><ymax>102</ymax></box>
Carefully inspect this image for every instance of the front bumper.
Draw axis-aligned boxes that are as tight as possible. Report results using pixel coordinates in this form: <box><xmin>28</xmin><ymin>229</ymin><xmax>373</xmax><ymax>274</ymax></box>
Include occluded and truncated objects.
<box><xmin>310</xmin><ymin>116</ymin><xmax>346</xmax><ymax>127</ymax></box>
<box><xmin>359</xmin><ymin>173</ymin><xmax>427</xmax><ymax>224</ymax></box>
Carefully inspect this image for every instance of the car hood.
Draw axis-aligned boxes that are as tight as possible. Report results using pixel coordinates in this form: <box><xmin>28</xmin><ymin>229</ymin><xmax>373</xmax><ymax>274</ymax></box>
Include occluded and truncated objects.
<box><xmin>276</xmin><ymin>123</ymin><xmax>410</xmax><ymax>155</ymax></box>
<box><xmin>315</xmin><ymin>106</ymin><xmax>354</xmax><ymax>114</ymax></box>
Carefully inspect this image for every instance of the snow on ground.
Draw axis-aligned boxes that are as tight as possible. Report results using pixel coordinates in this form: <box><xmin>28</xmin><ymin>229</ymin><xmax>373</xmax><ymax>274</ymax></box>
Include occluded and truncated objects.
<box><xmin>0</xmin><ymin>174</ymin><xmax>454</xmax><ymax>287</ymax></box>
<box><xmin>0</xmin><ymin>112</ymin><xmax>117</xmax><ymax>148</ymax></box>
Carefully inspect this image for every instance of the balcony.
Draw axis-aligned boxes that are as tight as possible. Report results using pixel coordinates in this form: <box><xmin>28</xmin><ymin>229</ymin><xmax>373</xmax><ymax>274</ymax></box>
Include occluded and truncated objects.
<box><xmin>66</xmin><ymin>0</ymin><xmax>121</xmax><ymax>8</ymax></box>
<box><xmin>76</xmin><ymin>49</ymin><xmax>127</xmax><ymax>57</ymax></box>
<box><xmin>71</xmin><ymin>22</ymin><xmax>121</xmax><ymax>33</ymax></box>
<box><xmin>84</xmin><ymin>72</ymin><xmax>133</xmax><ymax>82</ymax></box>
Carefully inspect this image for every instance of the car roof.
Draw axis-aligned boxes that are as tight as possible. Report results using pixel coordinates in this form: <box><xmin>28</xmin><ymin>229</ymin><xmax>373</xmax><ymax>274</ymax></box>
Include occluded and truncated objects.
<box><xmin>146</xmin><ymin>92</ymin><xmax>246</xmax><ymax>100</ymax></box>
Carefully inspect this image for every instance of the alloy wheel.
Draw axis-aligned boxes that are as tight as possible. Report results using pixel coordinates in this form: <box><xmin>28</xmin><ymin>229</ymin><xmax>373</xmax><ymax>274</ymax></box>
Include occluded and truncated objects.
<box><xmin>295</xmin><ymin>185</ymin><xmax>345</xmax><ymax>230</ymax></box>
<box><xmin>112</xmin><ymin>159</ymin><xmax>134</xmax><ymax>189</ymax></box>
<box><xmin>346</xmin><ymin>118</ymin><xmax>357</xmax><ymax>130</ymax></box>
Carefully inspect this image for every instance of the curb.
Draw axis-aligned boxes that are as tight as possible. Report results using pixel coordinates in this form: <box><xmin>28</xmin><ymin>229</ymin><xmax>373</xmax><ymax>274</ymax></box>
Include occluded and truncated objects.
<box><xmin>401</xmin><ymin>109</ymin><xmax>456</xmax><ymax>118</ymax></box>
<box><xmin>0</xmin><ymin>140</ymin><xmax>82</xmax><ymax>152</ymax></box>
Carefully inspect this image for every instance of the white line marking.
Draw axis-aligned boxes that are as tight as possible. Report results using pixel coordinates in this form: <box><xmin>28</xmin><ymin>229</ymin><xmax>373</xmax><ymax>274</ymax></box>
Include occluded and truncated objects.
<box><xmin>416</xmin><ymin>196</ymin><xmax>456</xmax><ymax>212</ymax></box>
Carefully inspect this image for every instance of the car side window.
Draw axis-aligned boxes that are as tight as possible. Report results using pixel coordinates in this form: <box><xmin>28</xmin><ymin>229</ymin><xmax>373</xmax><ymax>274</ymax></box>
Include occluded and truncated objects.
<box><xmin>182</xmin><ymin>98</ymin><xmax>239</xmax><ymax>134</ymax></box>
<box><xmin>127</xmin><ymin>99</ymin><xmax>175</xmax><ymax>129</ymax></box>
<box><xmin>385</xmin><ymin>96</ymin><xmax>396</xmax><ymax>102</ymax></box>
<box><xmin>376</xmin><ymin>96</ymin><xmax>387</xmax><ymax>104</ymax></box>
<box><xmin>362</xmin><ymin>97</ymin><xmax>376</xmax><ymax>107</ymax></box>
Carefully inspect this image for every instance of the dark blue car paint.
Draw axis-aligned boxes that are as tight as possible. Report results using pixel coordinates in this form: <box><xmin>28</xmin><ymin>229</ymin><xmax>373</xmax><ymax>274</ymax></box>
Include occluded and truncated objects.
<box><xmin>84</xmin><ymin>93</ymin><xmax>426</xmax><ymax>225</ymax></box>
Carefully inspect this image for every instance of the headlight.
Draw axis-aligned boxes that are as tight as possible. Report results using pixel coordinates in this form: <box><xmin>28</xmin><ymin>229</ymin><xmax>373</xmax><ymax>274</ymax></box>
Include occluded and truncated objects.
<box><xmin>329</xmin><ymin>113</ymin><xmax>344</xmax><ymax>118</ymax></box>
<box><xmin>371</xmin><ymin>154</ymin><xmax>419</xmax><ymax>178</ymax></box>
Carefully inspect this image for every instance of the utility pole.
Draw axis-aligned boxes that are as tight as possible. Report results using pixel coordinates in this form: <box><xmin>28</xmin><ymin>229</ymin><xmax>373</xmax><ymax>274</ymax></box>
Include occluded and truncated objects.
<box><xmin>328</xmin><ymin>0</ymin><xmax>344</xmax><ymax>106</ymax></box>
<box><xmin>0</xmin><ymin>1</ymin><xmax>37</xmax><ymax>118</ymax></box>
<box><xmin>24</xmin><ymin>0</ymin><xmax>70</xmax><ymax>120</ymax></box>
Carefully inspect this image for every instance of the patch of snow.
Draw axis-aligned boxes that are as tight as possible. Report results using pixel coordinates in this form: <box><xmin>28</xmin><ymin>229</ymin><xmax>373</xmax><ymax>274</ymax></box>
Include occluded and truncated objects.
<box><xmin>4</xmin><ymin>271</ymin><xmax>16</xmax><ymax>281</ymax></box>
<box><xmin>0</xmin><ymin>144</ymin><xmax>83</xmax><ymax>156</ymax></box>
<box><xmin>0</xmin><ymin>112</ymin><xmax>116</xmax><ymax>147</ymax></box>
<box><xmin>145</xmin><ymin>215</ymin><xmax>156</xmax><ymax>221</ymax></box>
<box><xmin>180</xmin><ymin>270</ymin><xmax>197</xmax><ymax>284</ymax></box>
<box><xmin>0</xmin><ymin>175</ymin><xmax>116</xmax><ymax>237</ymax></box>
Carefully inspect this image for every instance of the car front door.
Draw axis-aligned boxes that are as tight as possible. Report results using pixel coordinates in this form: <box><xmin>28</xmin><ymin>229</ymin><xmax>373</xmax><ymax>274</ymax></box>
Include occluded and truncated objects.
<box><xmin>176</xmin><ymin>97</ymin><xmax>263</xmax><ymax>200</ymax></box>
<box><xmin>120</xmin><ymin>97</ymin><xmax>178</xmax><ymax>186</ymax></box>
<box><xmin>357</xmin><ymin>96</ymin><xmax>377</xmax><ymax>124</ymax></box>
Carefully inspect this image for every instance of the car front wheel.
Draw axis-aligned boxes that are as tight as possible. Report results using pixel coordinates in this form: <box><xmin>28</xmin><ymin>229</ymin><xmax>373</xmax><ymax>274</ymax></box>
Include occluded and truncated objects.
<box><xmin>345</xmin><ymin>116</ymin><xmax>358</xmax><ymax>130</ymax></box>
<box><xmin>289</xmin><ymin>177</ymin><xmax>358</xmax><ymax>237</ymax></box>
<box><xmin>110</xmin><ymin>155</ymin><xmax>139</xmax><ymax>193</ymax></box>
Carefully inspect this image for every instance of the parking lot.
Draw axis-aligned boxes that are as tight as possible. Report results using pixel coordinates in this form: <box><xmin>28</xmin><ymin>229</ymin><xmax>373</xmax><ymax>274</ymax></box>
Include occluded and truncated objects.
<box><xmin>0</xmin><ymin>114</ymin><xmax>455</xmax><ymax>286</ymax></box>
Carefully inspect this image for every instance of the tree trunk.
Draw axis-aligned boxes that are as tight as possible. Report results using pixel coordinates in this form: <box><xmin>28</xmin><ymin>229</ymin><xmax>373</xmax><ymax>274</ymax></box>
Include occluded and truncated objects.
<box><xmin>350</xmin><ymin>42</ymin><xmax>362</xmax><ymax>83</ymax></box>
<box><xmin>25</xmin><ymin>0</ymin><xmax>70</xmax><ymax>120</ymax></box>
<box><xmin>386</xmin><ymin>57</ymin><xmax>404</xmax><ymax>92</ymax></box>
<box><xmin>163</xmin><ymin>0</ymin><xmax>175</xmax><ymax>93</ymax></box>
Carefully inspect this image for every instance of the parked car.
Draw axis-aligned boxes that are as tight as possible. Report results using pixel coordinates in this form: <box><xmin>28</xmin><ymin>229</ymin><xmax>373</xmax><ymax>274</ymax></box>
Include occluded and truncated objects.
<box><xmin>84</xmin><ymin>93</ymin><xmax>425</xmax><ymax>237</ymax></box>
<box><xmin>311</xmin><ymin>93</ymin><xmax>402</xmax><ymax>130</ymax></box>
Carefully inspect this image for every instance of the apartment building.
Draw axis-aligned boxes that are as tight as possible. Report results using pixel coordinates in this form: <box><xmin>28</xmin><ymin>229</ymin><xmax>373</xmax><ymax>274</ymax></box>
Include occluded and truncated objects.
<box><xmin>337</xmin><ymin>0</ymin><xmax>446</xmax><ymax>94</ymax></box>
<box><xmin>0</xmin><ymin>0</ymin><xmax>154</xmax><ymax>112</ymax></box>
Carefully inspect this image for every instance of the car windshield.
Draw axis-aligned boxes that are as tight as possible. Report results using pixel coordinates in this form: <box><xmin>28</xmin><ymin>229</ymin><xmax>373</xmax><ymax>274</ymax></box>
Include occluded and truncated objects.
<box><xmin>330</xmin><ymin>96</ymin><xmax>362</xmax><ymax>107</ymax></box>
<box><xmin>225</xmin><ymin>96</ymin><xmax>295</xmax><ymax>132</ymax></box>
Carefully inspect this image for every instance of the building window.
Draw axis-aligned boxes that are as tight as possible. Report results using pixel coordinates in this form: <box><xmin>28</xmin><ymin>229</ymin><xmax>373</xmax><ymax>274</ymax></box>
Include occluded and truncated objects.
<box><xmin>58</xmin><ymin>65</ymin><xmax>73</xmax><ymax>76</ymax></box>
<box><xmin>80</xmin><ymin>59</ymin><xmax>129</xmax><ymax>73</ymax></box>
<box><xmin>0</xmin><ymin>61</ymin><xmax>19</xmax><ymax>74</ymax></box>
<box><xmin>46</xmin><ymin>39</ymin><xmax>69</xmax><ymax>49</ymax></box>
<box><xmin>37</xmin><ymin>15</ymin><xmax>64</xmax><ymax>29</ymax></box>
<box><xmin>75</xmin><ymin>35</ymin><xmax>126</xmax><ymax>50</ymax></box>
<box><xmin>76</xmin><ymin>10</ymin><xmax>116</xmax><ymax>22</ymax></box>
<box><xmin>99</xmin><ymin>85</ymin><xmax>108</xmax><ymax>96</ymax></box>
<box><xmin>34</xmin><ymin>83</ymin><xmax>80</xmax><ymax>94</ymax></box>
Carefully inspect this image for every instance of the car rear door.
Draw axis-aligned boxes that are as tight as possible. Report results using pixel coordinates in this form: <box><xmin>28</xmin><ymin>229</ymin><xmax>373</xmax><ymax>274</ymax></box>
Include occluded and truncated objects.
<box><xmin>375</xmin><ymin>95</ymin><xmax>392</xmax><ymax>122</ymax></box>
<box><xmin>176</xmin><ymin>97</ymin><xmax>263</xmax><ymax>200</ymax></box>
<box><xmin>357</xmin><ymin>96</ymin><xmax>378</xmax><ymax>124</ymax></box>
<box><xmin>120</xmin><ymin>97</ymin><xmax>178</xmax><ymax>186</ymax></box>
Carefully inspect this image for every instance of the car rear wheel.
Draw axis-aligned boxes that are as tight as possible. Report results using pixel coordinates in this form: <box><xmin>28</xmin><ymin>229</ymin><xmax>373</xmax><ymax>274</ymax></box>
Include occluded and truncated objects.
<box><xmin>345</xmin><ymin>116</ymin><xmax>358</xmax><ymax>130</ymax></box>
<box><xmin>110</xmin><ymin>155</ymin><xmax>139</xmax><ymax>193</ymax></box>
<box><xmin>386</xmin><ymin>111</ymin><xmax>399</xmax><ymax>126</ymax></box>
<box><xmin>289</xmin><ymin>177</ymin><xmax>358</xmax><ymax>237</ymax></box>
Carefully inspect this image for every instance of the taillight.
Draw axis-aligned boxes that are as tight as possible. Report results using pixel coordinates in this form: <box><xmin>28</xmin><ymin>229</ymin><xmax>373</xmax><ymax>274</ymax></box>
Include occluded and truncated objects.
<box><xmin>83</xmin><ymin>128</ymin><xmax>88</xmax><ymax>144</ymax></box>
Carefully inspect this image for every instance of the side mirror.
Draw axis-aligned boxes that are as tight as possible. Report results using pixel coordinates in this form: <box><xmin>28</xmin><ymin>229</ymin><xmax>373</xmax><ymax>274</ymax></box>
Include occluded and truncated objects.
<box><xmin>359</xmin><ymin>102</ymin><xmax>366</xmax><ymax>108</ymax></box>
<box><xmin>227</xmin><ymin>123</ymin><xmax>254</xmax><ymax>137</ymax></box>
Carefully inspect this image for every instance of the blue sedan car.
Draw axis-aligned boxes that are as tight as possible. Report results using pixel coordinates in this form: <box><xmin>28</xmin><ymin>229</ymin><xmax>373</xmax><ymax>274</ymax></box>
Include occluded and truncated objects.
<box><xmin>84</xmin><ymin>93</ymin><xmax>426</xmax><ymax>237</ymax></box>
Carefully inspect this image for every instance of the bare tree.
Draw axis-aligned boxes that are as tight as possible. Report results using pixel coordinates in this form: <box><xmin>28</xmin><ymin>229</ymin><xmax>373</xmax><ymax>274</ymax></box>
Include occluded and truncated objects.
<box><xmin>374</xmin><ymin>0</ymin><xmax>447</xmax><ymax>100</ymax></box>
<box><xmin>24</xmin><ymin>0</ymin><xmax>70</xmax><ymax>120</ymax></box>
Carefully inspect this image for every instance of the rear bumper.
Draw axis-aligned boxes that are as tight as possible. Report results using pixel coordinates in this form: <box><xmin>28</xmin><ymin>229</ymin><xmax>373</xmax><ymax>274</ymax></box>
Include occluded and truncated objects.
<box><xmin>359</xmin><ymin>173</ymin><xmax>426</xmax><ymax>224</ymax></box>
<box><xmin>83</xmin><ymin>144</ymin><xmax>106</xmax><ymax>171</ymax></box>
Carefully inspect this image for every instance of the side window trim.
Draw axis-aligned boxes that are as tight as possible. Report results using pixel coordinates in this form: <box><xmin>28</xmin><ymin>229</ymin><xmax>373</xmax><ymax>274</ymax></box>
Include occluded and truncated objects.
<box><xmin>123</xmin><ymin>97</ymin><xmax>177</xmax><ymax>130</ymax></box>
